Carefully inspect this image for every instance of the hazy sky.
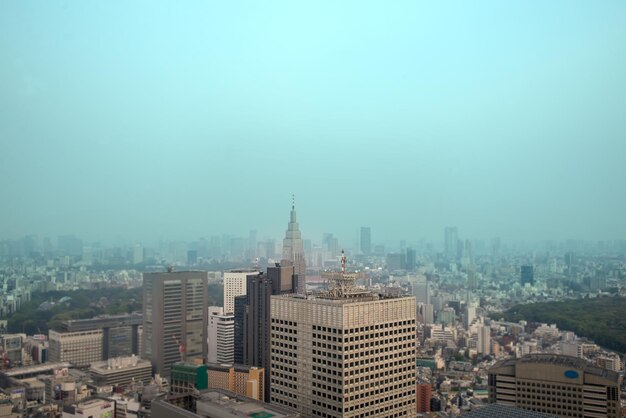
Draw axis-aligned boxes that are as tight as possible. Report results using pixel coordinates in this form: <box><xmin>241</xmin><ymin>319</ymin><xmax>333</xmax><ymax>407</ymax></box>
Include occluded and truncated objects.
<box><xmin>1</xmin><ymin>1</ymin><xmax>625</xmax><ymax>245</ymax></box>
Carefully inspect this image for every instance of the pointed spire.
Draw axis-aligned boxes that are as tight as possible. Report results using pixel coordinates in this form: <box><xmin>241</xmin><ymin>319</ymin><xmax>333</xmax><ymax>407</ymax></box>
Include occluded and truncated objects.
<box><xmin>292</xmin><ymin>193</ymin><xmax>295</xmax><ymax>210</ymax></box>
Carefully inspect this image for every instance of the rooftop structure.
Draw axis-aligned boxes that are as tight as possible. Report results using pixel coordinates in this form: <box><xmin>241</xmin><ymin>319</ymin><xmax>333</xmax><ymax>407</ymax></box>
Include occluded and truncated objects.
<box><xmin>463</xmin><ymin>403</ymin><xmax>558</xmax><ymax>417</ymax></box>
<box><xmin>488</xmin><ymin>354</ymin><xmax>622</xmax><ymax>418</ymax></box>
<box><xmin>151</xmin><ymin>388</ymin><xmax>299</xmax><ymax>418</ymax></box>
<box><xmin>270</xmin><ymin>258</ymin><xmax>417</xmax><ymax>417</ymax></box>
<box><xmin>89</xmin><ymin>355</ymin><xmax>152</xmax><ymax>388</ymax></box>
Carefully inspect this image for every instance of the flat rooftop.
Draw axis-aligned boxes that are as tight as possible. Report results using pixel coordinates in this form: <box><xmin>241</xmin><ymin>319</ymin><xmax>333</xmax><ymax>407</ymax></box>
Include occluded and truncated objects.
<box><xmin>491</xmin><ymin>354</ymin><xmax>620</xmax><ymax>382</ymax></box>
<box><xmin>462</xmin><ymin>404</ymin><xmax>558</xmax><ymax>418</ymax></box>
<box><xmin>197</xmin><ymin>389</ymin><xmax>298</xmax><ymax>417</ymax></box>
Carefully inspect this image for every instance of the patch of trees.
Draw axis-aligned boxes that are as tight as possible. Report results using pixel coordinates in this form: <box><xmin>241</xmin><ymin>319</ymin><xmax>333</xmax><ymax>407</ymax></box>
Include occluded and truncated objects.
<box><xmin>496</xmin><ymin>296</ymin><xmax>626</xmax><ymax>354</ymax></box>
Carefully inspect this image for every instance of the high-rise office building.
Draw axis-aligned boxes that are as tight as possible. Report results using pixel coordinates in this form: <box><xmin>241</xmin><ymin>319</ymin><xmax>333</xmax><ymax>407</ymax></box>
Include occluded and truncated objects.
<box><xmin>282</xmin><ymin>201</ymin><xmax>306</xmax><ymax>293</ymax></box>
<box><xmin>142</xmin><ymin>271</ymin><xmax>208</xmax><ymax>377</ymax></box>
<box><xmin>521</xmin><ymin>265</ymin><xmax>534</xmax><ymax>286</ymax></box>
<box><xmin>207</xmin><ymin>306</ymin><xmax>234</xmax><ymax>364</ymax></box>
<box><xmin>444</xmin><ymin>227</ymin><xmax>459</xmax><ymax>260</ymax></box>
<box><xmin>270</xmin><ymin>276</ymin><xmax>417</xmax><ymax>417</ymax></box>
<box><xmin>360</xmin><ymin>227</ymin><xmax>371</xmax><ymax>255</ymax></box>
<box><xmin>478</xmin><ymin>325</ymin><xmax>491</xmax><ymax>355</ymax></box>
<box><xmin>223</xmin><ymin>269</ymin><xmax>260</xmax><ymax>314</ymax></box>
<box><xmin>233</xmin><ymin>263</ymin><xmax>303</xmax><ymax>401</ymax></box>
<box><xmin>488</xmin><ymin>354</ymin><xmax>622</xmax><ymax>418</ymax></box>
<box><xmin>406</xmin><ymin>248</ymin><xmax>416</xmax><ymax>272</ymax></box>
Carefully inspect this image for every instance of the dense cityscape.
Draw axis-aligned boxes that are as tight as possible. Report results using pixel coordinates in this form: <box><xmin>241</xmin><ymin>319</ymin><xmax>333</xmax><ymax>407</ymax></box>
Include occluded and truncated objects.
<box><xmin>3</xmin><ymin>1</ymin><xmax>626</xmax><ymax>417</ymax></box>
<box><xmin>0</xmin><ymin>203</ymin><xmax>624</xmax><ymax>417</ymax></box>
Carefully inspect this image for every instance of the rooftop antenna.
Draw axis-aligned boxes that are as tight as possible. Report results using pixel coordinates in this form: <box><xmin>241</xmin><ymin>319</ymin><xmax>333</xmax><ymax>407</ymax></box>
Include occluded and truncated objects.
<box><xmin>292</xmin><ymin>193</ymin><xmax>295</xmax><ymax>210</ymax></box>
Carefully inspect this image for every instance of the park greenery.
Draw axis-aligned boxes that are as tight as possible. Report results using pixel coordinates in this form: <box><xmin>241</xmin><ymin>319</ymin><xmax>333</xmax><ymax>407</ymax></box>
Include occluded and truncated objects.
<box><xmin>3</xmin><ymin>282</ymin><xmax>224</xmax><ymax>335</ymax></box>
<box><xmin>496</xmin><ymin>296</ymin><xmax>626</xmax><ymax>354</ymax></box>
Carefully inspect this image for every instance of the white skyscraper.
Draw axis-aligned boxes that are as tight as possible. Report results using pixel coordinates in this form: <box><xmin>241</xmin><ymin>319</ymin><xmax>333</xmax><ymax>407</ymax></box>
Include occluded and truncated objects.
<box><xmin>478</xmin><ymin>325</ymin><xmax>491</xmax><ymax>355</ymax></box>
<box><xmin>223</xmin><ymin>269</ymin><xmax>260</xmax><ymax>314</ymax></box>
<box><xmin>207</xmin><ymin>306</ymin><xmax>234</xmax><ymax>364</ymax></box>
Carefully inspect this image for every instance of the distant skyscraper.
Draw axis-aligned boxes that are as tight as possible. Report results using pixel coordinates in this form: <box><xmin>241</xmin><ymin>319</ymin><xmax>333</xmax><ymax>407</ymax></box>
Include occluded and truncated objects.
<box><xmin>406</xmin><ymin>248</ymin><xmax>416</xmax><ymax>271</ymax></box>
<box><xmin>282</xmin><ymin>199</ymin><xmax>306</xmax><ymax>292</ymax></box>
<box><xmin>270</xmin><ymin>277</ymin><xmax>417</xmax><ymax>417</ymax></box>
<box><xmin>142</xmin><ymin>271</ymin><xmax>208</xmax><ymax>377</ymax></box>
<box><xmin>360</xmin><ymin>226</ymin><xmax>371</xmax><ymax>254</ymax></box>
<box><xmin>521</xmin><ymin>265</ymin><xmax>534</xmax><ymax>286</ymax></box>
<box><xmin>478</xmin><ymin>325</ymin><xmax>491</xmax><ymax>355</ymax></box>
<box><xmin>444</xmin><ymin>227</ymin><xmax>459</xmax><ymax>260</ymax></box>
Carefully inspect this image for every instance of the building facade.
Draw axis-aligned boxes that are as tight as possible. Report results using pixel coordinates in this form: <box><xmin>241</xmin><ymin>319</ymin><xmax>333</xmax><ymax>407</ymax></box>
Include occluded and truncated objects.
<box><xmin>48</xmin><ymin>329</ymin><xmax>103</xmax><ymax>367</ymax></box>
<box><xmin>270</xmin><ymin>292</ymin><xmax>417</xmax><ymax>417</ymax></box>
<box><xmin>282</xmin><ymin>202</ymin><xmax>306</xmax><ymax>293</ymax></box>
<box><xmin>142</xmin><ymin>271</ymin><xmax>208</xmax><ymax>377</ymax></box>
<box><xmin>89</xmin><ymin>355</ymin><xmax>152</xmax><ymax>388</ymax></box>
<box><xmin>488</xmin><ymin>354</ymin><xmax>622</xmax><ymax>418</ymax></box>
<box><xmin>223</xmin><ymin>269</ymin><xmax>260</xmax><ymax>314</ymax></box>
<box><xmin>207</xmin><ymin>308</ymin><xmax>234</xmax><ymax>364</ymax></box>
<box><xmin>206</xmin><ymin>363</ymin><xmax>265</xmax><ymax>401</ymax></box>
<box><xmin>60</xmin><ymin>313</ymin><xmax>142</xmax><ymax>360</ymax></box>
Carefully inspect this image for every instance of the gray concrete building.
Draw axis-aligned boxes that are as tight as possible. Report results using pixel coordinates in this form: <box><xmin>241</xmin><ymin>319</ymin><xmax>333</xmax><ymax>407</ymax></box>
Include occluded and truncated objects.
<box><xmin>142</xmin><ymin>271</ymin><xmax>208</xmax><ymax>378</ymax></box>
<box><xmin>282</xmin><ymin>201</ymin><xmax>306</xmax><ymax>293</ymax></box>
<box><xmin>270</xmin><ymin>276</ymin><xmax>417</xmax><ymax>417</ymax></box>
<box><xmin>488</xmin><ymin>354</ymin><xmax>622</xmax><ymax>418</ymax></box>
<box><xmin>60</xmin><ymin>313</ymin><xmax>142</xmax><ymax>359</ymax></box>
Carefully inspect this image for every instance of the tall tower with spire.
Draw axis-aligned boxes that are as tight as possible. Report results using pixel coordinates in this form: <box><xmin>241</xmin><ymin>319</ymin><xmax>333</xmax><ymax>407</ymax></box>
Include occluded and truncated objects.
<box><xmin>282</xmin><ymin>196</ymin><xmax>306</xmax><ymax>293</ymax></box>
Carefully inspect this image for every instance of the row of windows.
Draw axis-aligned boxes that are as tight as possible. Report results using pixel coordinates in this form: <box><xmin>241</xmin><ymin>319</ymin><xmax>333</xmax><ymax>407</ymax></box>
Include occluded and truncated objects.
<box><xmin>345</xmin><ymin>380</ymin><xmax>414</xmax><ymax>400</ymax></box>
<box><xmin>272</xmin><ymin>319</ymin><xmax>297</xmax><ymax>327</ymax></box>
<box><xmin>274</xmin><ymin>371</ymin><xmax>297</xmax><ymax>382</ymax></box>
<box><xmin>345</xmin><ymin>343</ymin><xmax>413</xmax><ymax>357</ymax></box>
<box><xmin>272</xmin><ymin>325</ymin><xmax>298</xmax><ymax>335</ymax></box>
<box><xmin>346</xmin><ymin>390</ymin><xmax>414</xmax><ymax>411</ymax></box>
<box><xmin>272</xmin><ymin>341</ymin><xmax>297</xmax><ymax>351</ymax></box>
<box><xmin>346</xmin><ymin>369</ymin><xmax>414</xmax><ymax>388</ymax></box>
<box><xmin>313</xmin><ymin>373</ymin><xmax>340</xmax><ymax>386</ymax></box>
<box><xmin>346</xmin><ymin>320</ymin><xmax>415</xmax><ymax>334</ymax></box>
<box><xmin>273</xmin><ymin>349</ymin><xmax>297</xmax><ymax>358</ymax></box>
<box><xmin>271</xmin><ymin>396</ymin><xmax>297</xmax><ymax>410</ymax></box>
<box><xmin>271</xmin><ymin>379</ymin><xmax>298</xmax><ymax>394</ymax></box>
<box><xmin>345</xmin><ymin>353</ymin><xmax>414</xmax><ymax>370</ymax></box>
<box><xmin>346</xmin><ymin>361</ymin><xmax>414</xmax><ymax>378</ymax></box>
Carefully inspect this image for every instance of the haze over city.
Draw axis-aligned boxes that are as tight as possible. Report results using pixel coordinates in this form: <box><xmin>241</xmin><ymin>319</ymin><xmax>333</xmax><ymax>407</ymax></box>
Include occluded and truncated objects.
<box><xmin>2</xmin><ymin>1</ymin><xmax>626</xmax><ymax>245</ymax></box>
